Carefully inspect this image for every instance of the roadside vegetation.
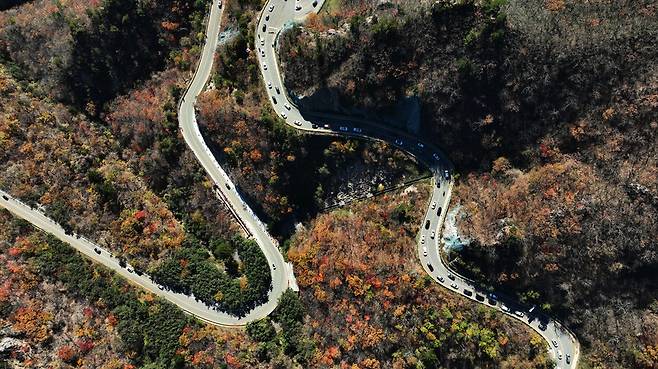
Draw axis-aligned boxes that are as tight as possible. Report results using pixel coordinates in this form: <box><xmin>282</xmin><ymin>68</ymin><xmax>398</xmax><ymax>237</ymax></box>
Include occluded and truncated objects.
<box><xmin>0</xmin><ymin>0</ymin><xmax>274</xmax><ymax>317</ymax></box>
<box><xmin>198</xmin><ymin>0</ymin><xmax>426</xmax><ymax>235</ymax></box>
<box><xmin>279</xmin><ymin>0</ymin><xmax>658</xmax><ymax>367</ymax></box>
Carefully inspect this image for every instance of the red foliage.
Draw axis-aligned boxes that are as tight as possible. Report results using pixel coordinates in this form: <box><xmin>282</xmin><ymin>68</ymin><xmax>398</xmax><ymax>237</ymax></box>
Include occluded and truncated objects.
<box><xmin>76</xmin><ymin>338</ymin><xmax>95</xmax><ymax>354</ymax></box>
<box><xmin>57</xmin><ymin>345</ymin><xmax>76</xmax><ymax>363</ymax></box>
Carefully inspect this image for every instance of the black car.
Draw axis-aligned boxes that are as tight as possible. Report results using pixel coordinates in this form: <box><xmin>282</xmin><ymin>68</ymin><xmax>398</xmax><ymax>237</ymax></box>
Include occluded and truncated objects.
<box><xmin>272</xmin><ymin>96</ymin><xmax>277</xmax><ymax>104</ymax></box>
<box><xmin>94</xmin><ymin>248</ymin><xmax>101</xmax><ymax>255</ymax></box>
<box><xmin>262</xmin><ymin>24</ymin><xmax>266</xmax><ymax>32</ymax></box>
<box><xmin>1</xmin><ymin>195</ymin><xmax>8</xmax><ymax>201</ymax></box>
<box><xmin>463</xmin><ymin>289</ymin><xmax>473</xmax><ymax>297</ymax></box>
<box><xmin>427</xmin><ymin>263</ymin><xmax>434</xmax><ymax>272</ymax></box>
<box><xmin>312</xmin><ymin>124</ymin><xmax>318</xmax><ymax>129</ymax></box>
<box><xmin>424</xmin><ymin>219</ymin><xmax>430</xmax><ymax>229</ymax></box>
<box><xmin>275</xmin><ymin>87</ymin><xmax>281</xmax><ymax>94</ymax></box>
<box><xmin>437</xmin><ymin>207</ymin><xmax>442</xmax><ymax>216</ymax></box>
<box><xmin>225</xmin><ymin>183</ymin><xmax>231</xmax><ymax>190</ymax></box>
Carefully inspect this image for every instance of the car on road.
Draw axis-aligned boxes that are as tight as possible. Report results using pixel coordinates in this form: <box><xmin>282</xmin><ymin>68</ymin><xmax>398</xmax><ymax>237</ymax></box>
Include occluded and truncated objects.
<box><xmin>294</xmin><ymin>120</ymin><xmax>302</xmax><ymax>126</ymax></box>
<box><xmin>271</xmin><ymin>96</ymin><xmax>277</xmax><ymax>104</ymax></box>
<box><xmin>448</xmin><ymin>273</ymin><xmax>455</xmax><ymax>280</ymax></box>
<box><xmin>422</xmin><ymin>246</ymin><xmax>427</xmax><ymax>257</ymax></box>
<box><xmin>437</xmin><ymin>276</ymin><xmax>444</xmax><ymax>282</ymax></box>
<box><xmin>427</xmin><ymin>263</ymin><xmax>434</xmax><ymax>272</ymax></box>
<box><xmin>450</xmin><ymin>282</ymin><xmax>458</xmax><ymax>289</ymax></box>
<box><xmin>323</xmin><ymin>124</ymin><xmax>330</xmax><ymax>129</ymax></box>
<box><xmin>281</xmin><ymin>112</ymin><xmax>287</xmax><ymax>119</ymax></box>
<box><xmin>488</xmin><ymin>293</ymin><xmax>498</xmax><ymax>301</ymax></box>
<box><xmin>420</xmin><ymin>235</ymin><xmax>425</xmax><ymax>244</ymax></box>
<box><xmin>425</xmin><ymin>219</ymin><xmax>430</xmax><ymax>229</ymax></box>
<box><xmin>127</xmin><ymin>268</ymin><xmax>133</xmax><ymax>273</ymax></box>
<box><xmin>268</xmin><ymin>5</ymin><xmax>274</xmax><ymax>11</ymax></box>
<box><xmin>501</xmin><ymin>304</ymin><xmax>510</xmax><ymax>313</ymax></box>
<box><xmin>265</xmin><ymin>15</ymin><xmax>269</xmax><ymax>21</ymax></box>
<box><xmin>557</xmin><ymin>350</ymin><xmax>563</xmax><ymax>360</ymax></box>
<box><xmin>312</xmin><ymin>124</ymin><xmax>318</xmax><ymax>129</ymax></box>
<box><xmin>430</xmin><ymin>230</ymin><xmax>435</xmax><ymax>239</ymax></box>
<box><xmin>417</xmin><ymin>142</ymin><xmax>424</xmax><ymax>148</ymax></box>
<box><xmin>431</xmin><ymin>201</ymin><xmax>436</xmax><ymax>209</ymax></box>
<box><xmin>463</xmin><ymin>289</ymin><xmax>473</xmax><ymax>297</ymax></box>
<box><xmin>436</xmin><ymin>180</ymin><xmax>441</xmax><ymax>188</ymax></box>
<box><xmin>260</xmin><ymin>49</ymin><xmax>265</xmax><ymax>57</ymax></box>
<box><xmin>284</xmin><ymin>104</ymin><xmax>291</xmax><ymax>110</ymax></box>
<box><xmin>353</xmin><ymin>127</ymin><xmax>362</xmax><ymax>133</ymax></box>
<box><xmin>262</xmin><ymin>24</ymin><xmax>266</xmax><ymax>32</ymax></box>
<box><xmin>218</xmin><ymin>0</ymin><xmax>222</xmax><ymax>8</ymax></box>
<box><xmin>225</xmin><ymin>183</ymin><xmax>231</xmax><ymax>190</ymax></box>
<box><xmin>552</xmin><ymin>340</ymin><xmax>558</xmax><ymax>348</ymax></box>
<box><xmin>394</xmin><ymin>138</ymin><xmax>403</xmax><ymax>145</ymax></box>
<box><xmin>339</xmin><ymin>126</ymin><xmax>348</xmax><ymax>132</ymax></box>
<box><xmin>566</xmin><ymin>354</ymin><xmax>571</xmax><ymax>364</ymax></box>
<box><xmin>260</xmin><ymin>39</ymin><xmax>265</xmax><ymax>46</ymax></box>
<box><xmin>275</xmin><ymin>86</ymin><xmax>280</xmax><ymax>94</ymax></box>
<box><xmin>538</xmin><ymin>322</ymin><xmax>547</xmax><ymax>331</ymax></box>
<box><xmin>476</xmin><ymin>294</ymin><xmax>485</xmax><ymax>301</ymax></box>
<box><xmin>94</xmin><ymin>248</ymin><xmax>101</xmax><ymax>255</ymax></box>
<box><xmin>295</xmin><ymin>4</ymin><xmax>302</xmax><ymax>10</ymax></box>
<box><xmin>267</xmin><ymin>81</ymin><xmax>272</xmax><ymax>89</ymax></box>
<box><xmin>514</xmin><ymin>311</ymin><xmax>525</xmax><ymax>318</ymax></box>
<box><xmin>437</xmin><ymin>207</ymin><xmax>442</xmax><ymax>216</ymax></box>
<box><xmin>443</xmin><ymin>169</ymin><xmax>450</xmax><ymax>180</ymax></box>
<box><xmin>272</xmin><ymin>264</ymin><xmax>276</xmax><ymax>270</ymax></box>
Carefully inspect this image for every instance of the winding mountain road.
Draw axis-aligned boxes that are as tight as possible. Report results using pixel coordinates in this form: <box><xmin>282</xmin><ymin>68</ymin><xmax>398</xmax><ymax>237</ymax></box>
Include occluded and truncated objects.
<box><xmin>0</xmin><ymin>0</ymin><xmax>579</xmax><ymax>367</ymax></box>
<box><xmin>256</xmin><ymin>0</ymin><xmax>579</xmax><ymax>367</ymax></box>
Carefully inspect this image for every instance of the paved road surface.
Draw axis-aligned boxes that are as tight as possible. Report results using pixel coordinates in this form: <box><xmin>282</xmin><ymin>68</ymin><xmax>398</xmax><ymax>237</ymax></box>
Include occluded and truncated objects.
<box><xmin>0</xmin><ymin>0</ymin><xmax>579</xmax><ymax>366</ymax></box>
<box><xmin>255</xmin><ymin>0</ymin><xmax>579</xmax><ymax>367</ymax></box>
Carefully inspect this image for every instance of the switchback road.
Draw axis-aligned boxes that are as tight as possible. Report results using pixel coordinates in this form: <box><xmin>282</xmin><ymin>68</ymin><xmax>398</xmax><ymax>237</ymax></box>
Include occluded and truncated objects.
<box><xmin>0</xmin><ymin>0</ymin><xmax>579</xmax><ymax>366</ymax></box>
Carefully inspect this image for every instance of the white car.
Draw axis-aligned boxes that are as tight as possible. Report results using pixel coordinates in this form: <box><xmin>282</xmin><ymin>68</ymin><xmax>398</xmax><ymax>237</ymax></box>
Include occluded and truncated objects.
<box><xmin>552</xmin><ymin>340</ymin><xmax>558</xmax><ymax>348</ymax></box>
<box><xmin>422</xmin><ymin>246</ymin><xmax>427</xmax><ymax>257</ymax></box>
<box><xmin>268</xmin><ymin>5</ymin><xmax>274</xmax><ymax>11</ymax></box>
<box><xmin>281</xmin><ymin>112</ymin><xmax>287</xmax><ymax>119</ymax></box>
<box><xmin>430</xmin><ymin>231</ymin><xmax>435</xmax><ymax>239</ymax></box>
<box><xmin>417</xmin><ymin>142</ymin><xmax>424</xmax><ymax>148</ymax></box>
<box><xmin>294</xmin><ymin>120</ymin><xmax>302</xmax><ymax>126</ymax></box>
<box><xmin>501</xmin><ymin>304</ymin><xmax>510</xmax><ymax>313</ymax></box>
<box><xmin>437</xmin><ymin>276</ymin><xmax>444</xmax><ymax>282</ymax></box>
<box><xmin>218</xmin><ymin>1</ymin><xmax>222</xmax><ymax>8</ymax></box>
<box><xmin>267</xmin><ymin>81</ymin><xmax>272</xmax><ymax>89</ymax></box>
<box><xmin>557</xmin><ymin>350</ymin><xmax>563</xmax><ymax>360</ymax></box>
<box><xmin>431</xmin><ymin>201</ymin><xmax>436</xmax><ymax>209</ymax></box>
<box><xmin>261</xmin><ymin>49</ymin><xmax>265</xmax><ymax>57</ymax></box>
<box><xmin>263</xmin><ymin>64</ymin><xmax>268</xmax><ymax>70</ymax></box>
<box><xmin>420</xmin><ymin>235</ymin><xmax>425</xmax><ymax>244</ymax></box>
<box><xmin>515</xmin><ymin>311</ymin><xmax>525</xmax><ymax>318</ymax></box>
<box><xmin>284</xmin><ymin>104</ymin><xmax>291</xmax><ymax>110</ymax></box>
<box><xmin>260</xmin><ymin>39</ymin><xmax>265</xmax><ymax>46</ymax></box>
